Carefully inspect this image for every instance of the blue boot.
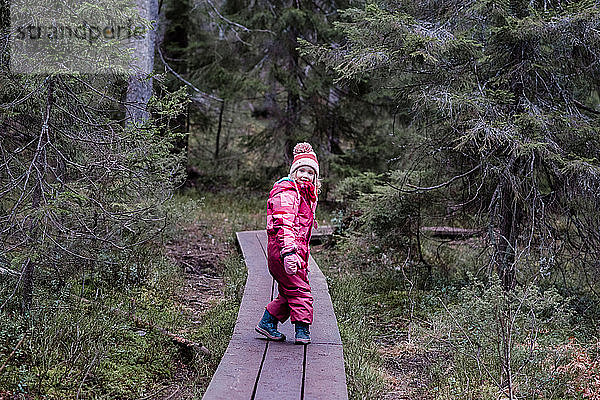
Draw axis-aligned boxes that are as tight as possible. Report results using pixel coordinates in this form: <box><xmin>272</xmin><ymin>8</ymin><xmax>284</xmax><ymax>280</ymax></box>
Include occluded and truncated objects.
<box><xmin>255</xmin><ymin>309</ymin><xmax>286</xmax><ymax>341</ymax></box>
<box><xmin>294</xmin><ymin>322</ymin><xmax>311</xmax><ymax>345</ymax></box>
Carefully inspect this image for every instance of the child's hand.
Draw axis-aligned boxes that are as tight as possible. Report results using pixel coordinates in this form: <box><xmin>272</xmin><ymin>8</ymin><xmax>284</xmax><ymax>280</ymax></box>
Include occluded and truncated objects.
<box><xmin>283</xmin><ymin>253</ymin><xmax>300</xmax><ymax>275</ymax></box>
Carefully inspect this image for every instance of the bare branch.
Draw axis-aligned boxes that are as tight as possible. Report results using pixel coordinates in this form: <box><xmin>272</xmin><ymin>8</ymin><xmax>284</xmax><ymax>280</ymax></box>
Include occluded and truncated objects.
<box><xmin>388</xmin><ymin>164</ymin><xmax>482</xmax><ymax>193</ymax></box>
<box><xmin>156</xmin><ymin>45</ymin><xmax>223</xmax><ymax>107</ymax></box>
<box><xmin>0</xmin><ymin>266</ymin><xmax>19</xmax><ymax>276</ymax></box>
<box><xmin>204</xmin><ymin>0</ymin><xmax>274</xmax><ymax>35</ymax></box>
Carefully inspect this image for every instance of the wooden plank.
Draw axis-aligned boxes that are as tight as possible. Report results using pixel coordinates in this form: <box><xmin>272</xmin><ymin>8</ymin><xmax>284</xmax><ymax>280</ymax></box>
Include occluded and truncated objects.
<box><xmin>205</xmin><ymin>230</ymin><xmax>348</xmax><ymax>400</ymax></box>
<box><xmin>308</xmin><ymin>257</ymin><xmax>343</xmax><ymax>345</ymax></box>
<box><xmin>253</xmin><ymin>230</ymin><xmax>268</xmax><ymax>247</ymax></box>
<box><xmin>304</xmin><ymin>344</ymin><xmax>348</xmax><ymax>400</ymax></box>
<box><xmin>202</xmin><ymin>341</ymin><xmax>266</xmax><ymax>400</ymax></box>
<box><xmin>236</xmin><ymin>231</ymin><xmax>271</xmax><ymax>277</ymax></box>
<box><xmin>254</xmin><ymin>341</ymin><xmax>304</xmax><ymax>400</ymax></box>
<box><xmin>232</xmin><ymin>231</ymin><xmax>274</xmax><ymax>342</ymax></box>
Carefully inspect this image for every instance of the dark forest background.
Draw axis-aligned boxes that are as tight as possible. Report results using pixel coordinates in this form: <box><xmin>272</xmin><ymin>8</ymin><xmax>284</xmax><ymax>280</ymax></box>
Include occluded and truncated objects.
<box><xmin>1</xmin><ymin>0</ymin><xmax>599</xmax><ymax>398</ymax></box>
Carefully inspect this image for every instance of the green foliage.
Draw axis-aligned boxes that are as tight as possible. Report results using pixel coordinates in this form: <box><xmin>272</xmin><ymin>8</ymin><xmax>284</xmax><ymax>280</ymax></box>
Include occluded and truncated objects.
<box><xmin>148</xmin><ymin>84</ymin><xmax>191</xmax><ymax>119</ymax></box>
<box><xmin>0</xmin><ymin>29</ymin><xmax>188</xmax><ymax>393</ymax></box>
<box><xmin>304</xmin><ymin>0</ymin><xmax>600</xmax><ymax>292</ymax></box>
<box><xmin>355</xmin><ymin>185</ymin><xmax>418</xmax><ymax>244</ymax></box>
<box><xmin>330</xmin><ymin>169</ymin><xmax>445</xmax><ymax>288</ymax></box>
<box><xmin>426</xmin><ymin>279</ymin><xmax>576</xmax><ymax>399</ymax></box>
<box><xmin>0</xmin><ymin>71</ymin><xmax>187</xmax><ymax>299</ymax></box>
<box><xmin>324</xmin><ymin>269</ymin><xmax>388</xmax><ymax>399</ymax></box>
<box><xmin>334</xmin><ymin>172</ymin><xmax>380</xmax><ymax>202</ymax></box>
<box><xmin>0</xmin><ymin>287</ymin><xmax>181</xmax><ymax>398</ymax></box>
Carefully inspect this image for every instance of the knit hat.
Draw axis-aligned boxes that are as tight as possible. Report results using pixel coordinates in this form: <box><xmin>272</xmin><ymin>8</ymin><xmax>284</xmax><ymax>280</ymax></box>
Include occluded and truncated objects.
<box><xmin>289</xmin><ymin>142</ymin><xmax>319</xmax><ymax>177</ymax></box>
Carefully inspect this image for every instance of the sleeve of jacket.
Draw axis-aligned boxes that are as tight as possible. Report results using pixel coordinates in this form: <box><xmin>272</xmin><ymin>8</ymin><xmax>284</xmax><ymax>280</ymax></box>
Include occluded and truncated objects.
<box><xmin>266</xmin><ymin>188</ymin><xmax>298</xmax><ymax>256</ymax></box>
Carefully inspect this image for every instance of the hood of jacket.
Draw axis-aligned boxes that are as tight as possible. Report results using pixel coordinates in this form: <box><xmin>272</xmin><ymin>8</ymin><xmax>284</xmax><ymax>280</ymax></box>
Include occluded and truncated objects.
<box><xmin>270</xmin><ymin>177</ymin><xmax>297</xmax><ymax>198</ymax></box>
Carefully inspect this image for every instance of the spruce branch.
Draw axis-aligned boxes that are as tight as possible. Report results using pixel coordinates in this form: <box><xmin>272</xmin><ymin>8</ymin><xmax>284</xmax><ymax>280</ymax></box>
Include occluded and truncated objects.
<box><xmin>388</xmin><ymin>164</ymin><xmax>482</xmax><ymax>193</ymax></box>
<box><xmin>157</xmin><ymin>45</ymin><xmax>223</xmax><ymax>107</ymax></box>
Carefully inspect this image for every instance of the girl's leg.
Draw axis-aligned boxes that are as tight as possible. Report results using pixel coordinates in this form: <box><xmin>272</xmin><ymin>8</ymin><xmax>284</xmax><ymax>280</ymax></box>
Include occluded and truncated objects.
<box><xmin>266</xmin><ymin>294</ymin><xmax>291</xmax><ymax>322</ymax></box>
<box><xmin>270</xmin><ymin>268</ymin><xmax>312</xmax><ymax>324</ymax></box>
<box><xmin>282</xmin><ymin>268</ymin><xmax>313</xmax><ymax>324</ymax></box>
<box><xmin>266</xmin><ymin>241</ymin><xmax>292</xmax><ymax>322</ymax></box>
<box><xmin>266</xmin><ymin>240</ymin><xmax>313</xmax><ymax>324</ymax></box>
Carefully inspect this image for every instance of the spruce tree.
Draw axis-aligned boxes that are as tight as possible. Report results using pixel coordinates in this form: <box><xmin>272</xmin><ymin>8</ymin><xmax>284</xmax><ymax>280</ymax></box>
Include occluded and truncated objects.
<box><xmin>304</xmin><ymin>0</ymin><xmax>600</xmax><ymax>289</ymax></box>
<box><xmin>173</xmin><ymin>0</ymin><xmax>396</xmax><ymax>190</ymax></box>
<box><xmin>0</xmin><ymin>1</ymin><xmax>184</xmax><ymax>312</ymax></box>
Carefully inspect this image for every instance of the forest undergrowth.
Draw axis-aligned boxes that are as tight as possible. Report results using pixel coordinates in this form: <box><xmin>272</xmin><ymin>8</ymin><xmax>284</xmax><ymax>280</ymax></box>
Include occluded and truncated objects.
<box><xmin>3</xmin><ymin>185</ymin><xmax>599</xmax><ymax>400</ymax></box>
<box><xmin>0</xmin><ymin>190</ymin><xmax>262</xmax><ymax>399</ymax></box>
<box><xmin>315</xmin><ymin>229</ymin><xmax>600</xmax><ymax>400</ymax></box>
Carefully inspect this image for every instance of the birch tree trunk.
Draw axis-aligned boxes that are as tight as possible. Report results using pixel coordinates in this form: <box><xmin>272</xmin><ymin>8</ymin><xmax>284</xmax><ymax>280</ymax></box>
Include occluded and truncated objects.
<box><xmin>126</xmin><ymin>0</ymin><xmax>159</xmax><ymax>124</ymax></box>
<box><xmin>0</xmin><ymin>0</ymin><xmax>8</xmax><ymax>70</ymax></box>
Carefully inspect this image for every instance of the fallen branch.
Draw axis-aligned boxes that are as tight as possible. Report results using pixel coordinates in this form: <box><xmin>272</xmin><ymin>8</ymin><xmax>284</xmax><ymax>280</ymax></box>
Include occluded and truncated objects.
<box><xmin>0</xmin><ymin>333</ymin><xmax>26</xmax><ymax>375</ymax></box>
<box><xmin>75</xmin><ymin>296</ymin><xmax>210</xmax><ymax>356</ymax></box>
<box><xmin>574</xmin><ymin>99</ymin><xmax>600</xmax><ymax>115</ymax></box>
<box><xmin>421</xmin><ymin>226</ymin><xmax>481</xmax><ymax>239</ymax></box>
<box><xmin>0</xmin><ymin>266</ymin><xmax>19</xmax><ymax>277</ymax></box>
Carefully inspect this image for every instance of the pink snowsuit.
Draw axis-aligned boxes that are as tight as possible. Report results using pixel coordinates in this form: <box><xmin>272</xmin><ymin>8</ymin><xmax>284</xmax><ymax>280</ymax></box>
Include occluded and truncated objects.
<box><xmin>265</xmin><ymin>177</ymin><xmax>317</xmax><ymax>324</ymax></box>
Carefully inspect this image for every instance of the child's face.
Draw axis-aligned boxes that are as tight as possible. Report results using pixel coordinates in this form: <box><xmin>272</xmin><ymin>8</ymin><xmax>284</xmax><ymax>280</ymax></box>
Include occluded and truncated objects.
<box><xmin>293</xmin><ymin>166</ymin><xmax>316</xmax><ymax>184</ymax></box>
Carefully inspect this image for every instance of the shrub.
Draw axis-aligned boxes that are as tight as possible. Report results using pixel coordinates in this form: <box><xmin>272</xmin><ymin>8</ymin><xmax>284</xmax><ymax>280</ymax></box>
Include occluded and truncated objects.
<box><xmin>428</xmin><ymin>278</ymin><xmax>575</xmax><ymax>399</ymax></box>
<box><xmin>555</xmin><ymin>339</ymin><xmax>600</xmax><ymax>400</ymax></box>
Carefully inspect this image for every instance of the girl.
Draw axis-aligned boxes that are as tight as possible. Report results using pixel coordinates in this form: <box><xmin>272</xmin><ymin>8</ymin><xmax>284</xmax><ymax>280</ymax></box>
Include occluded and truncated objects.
<box><xmin>255</xmin><ymin>142</ymin><xmax>320</xmax><ymax>345</ymax></box>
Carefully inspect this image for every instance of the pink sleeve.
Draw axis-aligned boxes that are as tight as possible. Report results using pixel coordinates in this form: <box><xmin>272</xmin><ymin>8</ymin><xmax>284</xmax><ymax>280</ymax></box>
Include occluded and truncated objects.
<box><xmin>266</xmin><ymin>189</ymin><xmax>298</xmax><ymax>255</ymax></box>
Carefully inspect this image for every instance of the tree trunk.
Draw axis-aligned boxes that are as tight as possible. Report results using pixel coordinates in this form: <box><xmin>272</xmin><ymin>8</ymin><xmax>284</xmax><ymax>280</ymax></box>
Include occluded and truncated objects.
<box><xmin>22</xmin><ymin>77</ymin><xmax>54</xmax><ymax>314</ymax></box>
<box><xmin>162</xmin><ymin>0</ymin><xmax>190</xmax><ymax>154</ymax></box>
<box><xmin>126</xmin><ymin>0</ymin><xmax>159</xmax><ymax>125</ymax></box>
<box><xmin>214</xmin><ymin>100</ymin><xmax>225</xmax><ymax>160</ymax></box>
<box><xmin>496</xmin><ymin>177</ymin><xmax>522</xmax><ymax>290</ymax></box>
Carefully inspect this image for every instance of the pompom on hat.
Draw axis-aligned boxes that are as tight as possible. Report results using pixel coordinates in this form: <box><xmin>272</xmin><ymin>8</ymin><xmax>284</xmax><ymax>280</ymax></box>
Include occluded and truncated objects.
<box><xmin>289</xmin><ymin>142</ymin><xmax>319</xmax><ymax>177</ymax></box>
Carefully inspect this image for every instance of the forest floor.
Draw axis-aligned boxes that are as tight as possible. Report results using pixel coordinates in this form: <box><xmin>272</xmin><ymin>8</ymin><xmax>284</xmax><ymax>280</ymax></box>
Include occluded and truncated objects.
<box><xmin>161</xmin><ymin>192</ymin><xmax>438</xmax><ymax>400</ymax></box>
<box><xmin>378</xmin><ymin>339</ymin><xmax>433</xmax><ymax>399</ymax></box>
<box><xmin>167</xmin><ymin>222</ymin><xmax>228</xmax><ymax>333</ymax></box>
<box><xmin>162</xmin><ymin>221</ymin><xmax>229</xmax><ymax>399</ymax></box>
<box><xmin>155</xmin><ymin>191</ymin><xmax>263</xmax><ymax>399</ymax></box>
<box><xmin>378</xmin><ymin>341</ymin><xmax>442</xmax><ymax>400</ymax></box>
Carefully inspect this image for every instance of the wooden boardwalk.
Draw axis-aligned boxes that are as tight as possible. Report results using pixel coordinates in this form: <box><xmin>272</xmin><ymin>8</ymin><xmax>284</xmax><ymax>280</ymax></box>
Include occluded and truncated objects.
<box><xmin>202</xmin><ymin>230</ymin><xmax>347</xmax><ymax>400</ymax></box>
